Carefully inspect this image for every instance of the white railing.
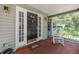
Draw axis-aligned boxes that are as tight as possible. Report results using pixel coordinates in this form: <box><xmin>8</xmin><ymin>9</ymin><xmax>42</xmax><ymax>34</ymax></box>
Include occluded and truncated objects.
<box><xmin>62</xmin><ymin>35</ymin><xmax>79</xmax><ymax>41</ymax></box>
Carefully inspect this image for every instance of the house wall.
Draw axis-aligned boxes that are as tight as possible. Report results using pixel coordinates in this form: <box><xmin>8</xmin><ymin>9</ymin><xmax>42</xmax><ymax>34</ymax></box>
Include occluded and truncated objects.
<box><xmin>0</xmin><ymin>4</ymin><xmax>16</xmax><ymax>52</ymax></box>
<box><xmin>0</xmin><ymin>4</ymin><xmax>48</xmax><ymax>52</ymax></box>
<box><xmin>43</xmin><ymin>17</ymin><xmax>48</xmax><ymax>39</ymax></box>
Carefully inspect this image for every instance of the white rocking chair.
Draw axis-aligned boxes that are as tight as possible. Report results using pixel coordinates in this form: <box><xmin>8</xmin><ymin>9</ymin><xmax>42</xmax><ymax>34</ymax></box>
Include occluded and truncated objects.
<box><xmin>53</xmin><ymin>35</ymin><xmax>64</xmax><ymax>46</ymax></box>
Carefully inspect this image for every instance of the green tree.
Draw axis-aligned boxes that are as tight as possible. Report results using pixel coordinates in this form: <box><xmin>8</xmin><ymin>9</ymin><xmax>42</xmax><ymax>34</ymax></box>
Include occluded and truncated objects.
<box><xmin>70</xmin><ymin>13</ymin><xmax>79</xmax><ymax>32</ymax></box>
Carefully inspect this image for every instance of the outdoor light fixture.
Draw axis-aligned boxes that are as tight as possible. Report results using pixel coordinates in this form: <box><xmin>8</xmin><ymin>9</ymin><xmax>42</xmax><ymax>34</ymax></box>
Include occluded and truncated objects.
<box><xmin>4</xmin><ymin>5</ymin><xmax>9</xmax><ymax>16</ymax></box>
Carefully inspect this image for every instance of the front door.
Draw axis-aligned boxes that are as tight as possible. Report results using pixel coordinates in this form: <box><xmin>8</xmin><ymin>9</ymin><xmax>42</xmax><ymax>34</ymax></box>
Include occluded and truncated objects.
<box><xmin>16</xmin><ymin>6</ymin><xmax>27</xmax><ymax>49</ymax></box>
<box><xmin>27</xmin><ymin>12</ymin><xmax>38</xmax><ymax>43</ymax></box>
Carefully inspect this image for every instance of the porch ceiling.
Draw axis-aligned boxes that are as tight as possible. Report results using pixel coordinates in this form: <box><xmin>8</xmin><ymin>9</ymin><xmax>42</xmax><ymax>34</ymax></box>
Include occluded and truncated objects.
<box><xmin>28</xmin><ymin>4</ymin><xmax>79</xmax><ymax>16</ymax></box>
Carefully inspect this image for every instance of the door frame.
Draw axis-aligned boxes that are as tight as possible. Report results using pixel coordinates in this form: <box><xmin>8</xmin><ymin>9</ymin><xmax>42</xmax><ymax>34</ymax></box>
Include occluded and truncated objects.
<box><xmin>15</xmin><ymin>6</ymin><xmax>44</xmax><ymax>50</ymax></box>
<box><xmin>25</xmin><ymin>8</ymin><xmax>43</xmax><ymax>43</ymax></box>
<box><xmin>15</xmin><ymin>6</ymin><xmax>27</xmax><ymax>49</ymax></box>
<box><xmin>37</xmin><ymin>14</ymin><xmax>43</xmax><ymax>40</ymax></box>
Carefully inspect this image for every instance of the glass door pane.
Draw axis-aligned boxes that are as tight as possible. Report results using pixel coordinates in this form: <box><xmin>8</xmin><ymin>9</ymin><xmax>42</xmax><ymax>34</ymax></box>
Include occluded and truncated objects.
<box><xmin>38</xmin><ymin>17</ymin><xmax>41</xmax><ymax>37</ymax></box>
<box><xmin>19</xmin><ymin>11</ymin><xmax>24</xmax><ymax>42</ymax></box>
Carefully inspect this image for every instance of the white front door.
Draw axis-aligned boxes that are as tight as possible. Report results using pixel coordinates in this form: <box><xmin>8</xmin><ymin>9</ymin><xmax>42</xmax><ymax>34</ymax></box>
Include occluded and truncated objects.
<box><xmin>16</xmin><ymin>6</ymin><xmax>27</xmax><ymax>49</ymax></box>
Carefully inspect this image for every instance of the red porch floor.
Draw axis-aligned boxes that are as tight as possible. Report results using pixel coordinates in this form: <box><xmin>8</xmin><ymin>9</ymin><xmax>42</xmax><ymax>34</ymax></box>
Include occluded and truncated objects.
<box><xmin>15</xmin><ymin>38</ymin><xmax>79</xmax><ymax>54</ymax></box>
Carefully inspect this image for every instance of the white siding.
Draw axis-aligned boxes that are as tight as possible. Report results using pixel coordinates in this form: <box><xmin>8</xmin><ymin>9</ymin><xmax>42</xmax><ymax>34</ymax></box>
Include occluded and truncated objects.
<box><xmin>0</xmin><ymin>4</ymin><xmax>16</xmax><ymax>52</ymax></box>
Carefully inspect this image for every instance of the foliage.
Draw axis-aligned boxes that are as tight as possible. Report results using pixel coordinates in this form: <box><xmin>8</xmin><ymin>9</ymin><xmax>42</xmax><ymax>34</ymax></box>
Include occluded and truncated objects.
<box><xmin>52</xmin><ymin>12</ymin><xmax>79</xmax><ymax>35</ymax></box>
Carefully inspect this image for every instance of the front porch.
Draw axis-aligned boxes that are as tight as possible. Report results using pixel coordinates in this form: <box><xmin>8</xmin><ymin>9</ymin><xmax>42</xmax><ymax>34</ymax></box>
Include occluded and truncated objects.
<box><xmin>15</xmin><ymin>37</ymin><xmax>79</xmax><ymax>54</ymax></box>
<box><xmin>0</xmin><ymin>4</ymin><xmax>79</xmax><ymax>54</ymax></box>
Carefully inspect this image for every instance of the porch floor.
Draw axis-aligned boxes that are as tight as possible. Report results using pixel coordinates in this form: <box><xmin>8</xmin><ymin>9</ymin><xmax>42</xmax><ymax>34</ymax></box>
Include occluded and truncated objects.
<box><xmin>15</xmin><ymin>37</ymin><xmax>79</xmax><ymax>54</ymax></box>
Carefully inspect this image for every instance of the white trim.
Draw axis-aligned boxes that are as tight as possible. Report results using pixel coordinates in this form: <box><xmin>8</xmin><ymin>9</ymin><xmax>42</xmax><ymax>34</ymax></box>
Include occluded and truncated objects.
<box><xmin>15</xmin><ymin>6</ymin><xmax>27</xmax><ymax>49</ymax></box>
<box><xmin>26</xmin><ymin>39</ymin><xmax>41</xmax><ymax>46</ymax></box>
<box><xmin>15</xmin><ymin>6</ymin><xmax>44</xmax><ymax>51</ymax></box>
<box><xmin>37</xmin><ymin>14</ymin><xmax>44</xmax><ymax>40</ymax></box>
<box><xmin>15</xmin><ymin>6</ymin><xmax>18</xmax><ymax>50</ymax></box>
<box><xmin>27</xmin><ymin>9</ymin><xmax>44</xmax><ymax>41</ymax></box>
<box><xmin>26</xmin><ymin>10</ymin><xmax>39</xmax><ymax>43</ymax></box>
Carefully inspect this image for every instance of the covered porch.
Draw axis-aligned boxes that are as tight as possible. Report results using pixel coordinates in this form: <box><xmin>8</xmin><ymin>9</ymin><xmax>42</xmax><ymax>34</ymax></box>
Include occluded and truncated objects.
<box><xmin>15</xmin><ymin>37</ymin><xmax>79</xmax><ymax>54</ymax></box>
<box><xmin>0</xmin><ymin>4</ymin><xmax>79</xmax><ymax>54</ymax></box>
<box><xmin>15</xmin><ymin>4</ymin><xmax>79</xmax><ymax>54</ymax></box>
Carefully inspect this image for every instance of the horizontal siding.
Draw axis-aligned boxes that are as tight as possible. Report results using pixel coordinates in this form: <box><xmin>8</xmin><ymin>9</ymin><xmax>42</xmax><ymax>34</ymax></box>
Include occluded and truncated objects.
<box><xmin>0</xmin><ymin>4</ymin><xmax>16</xmax><ymax>52</ymax></box>
<box><xmin>0</xmin><ymin>4</ymin><xmax>47</xmax><ymax>53</ymax></box>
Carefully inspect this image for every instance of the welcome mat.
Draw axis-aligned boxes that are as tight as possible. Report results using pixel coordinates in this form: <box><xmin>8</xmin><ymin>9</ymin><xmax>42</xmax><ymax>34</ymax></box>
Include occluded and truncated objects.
<box><xmin>27</xmin><ymin>43</ymin><xmax>40</xmax><ymax>50</ymax></box>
